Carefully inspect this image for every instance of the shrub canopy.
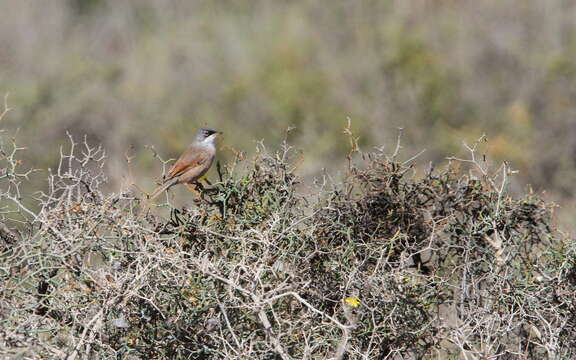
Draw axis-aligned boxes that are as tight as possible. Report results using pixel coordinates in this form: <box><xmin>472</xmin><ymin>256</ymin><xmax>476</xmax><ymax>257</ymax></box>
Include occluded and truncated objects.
<box><xmin>0</xmin><ymin>133</ymin><xmax>575</xmax><ymax>359</ymax></box>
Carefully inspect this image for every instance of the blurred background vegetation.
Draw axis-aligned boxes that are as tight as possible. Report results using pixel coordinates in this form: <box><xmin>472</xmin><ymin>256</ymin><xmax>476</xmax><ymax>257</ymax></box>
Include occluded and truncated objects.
<box><xmin>0</xmin><ymin>0</ymin><xmax>575</xmax><ymax>230</ymax></box>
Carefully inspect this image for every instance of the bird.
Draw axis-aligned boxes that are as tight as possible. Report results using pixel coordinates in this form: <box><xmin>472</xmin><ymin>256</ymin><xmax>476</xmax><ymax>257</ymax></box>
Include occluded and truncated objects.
<box><xmin>146</xmin><ymin>127</ymin><xmax>222</xmax><ymax>203</ymax></box>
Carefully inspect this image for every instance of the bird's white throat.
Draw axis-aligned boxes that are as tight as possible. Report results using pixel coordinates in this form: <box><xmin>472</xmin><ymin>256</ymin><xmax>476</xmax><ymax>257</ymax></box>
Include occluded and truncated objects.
<box><xmin>202</xmin><ymin>134</ymin><xmax>218</xmax><ymax>146</ymax></box>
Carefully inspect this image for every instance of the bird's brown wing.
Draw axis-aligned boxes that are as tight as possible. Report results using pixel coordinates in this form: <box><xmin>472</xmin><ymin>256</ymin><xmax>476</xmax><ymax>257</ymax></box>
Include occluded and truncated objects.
<box><xmin>165</xmin><ymin>144</ymin><xmax>211</xmax><ymax>180</ymax></box>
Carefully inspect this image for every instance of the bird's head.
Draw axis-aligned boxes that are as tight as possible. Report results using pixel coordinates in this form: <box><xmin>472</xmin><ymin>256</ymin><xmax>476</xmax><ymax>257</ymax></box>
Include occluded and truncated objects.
<box><xmin>196</xmin><ymin>127</ymin><xmax>223</xmax><ymax>144</ymax></box>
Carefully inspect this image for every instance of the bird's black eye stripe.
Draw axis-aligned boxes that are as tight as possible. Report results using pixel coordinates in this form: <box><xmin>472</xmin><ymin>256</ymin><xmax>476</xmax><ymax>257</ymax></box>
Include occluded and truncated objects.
<box><xmin>200</xmin><ymin>128</ymin><xmax>218</xmax><ymax>137</ymax></box>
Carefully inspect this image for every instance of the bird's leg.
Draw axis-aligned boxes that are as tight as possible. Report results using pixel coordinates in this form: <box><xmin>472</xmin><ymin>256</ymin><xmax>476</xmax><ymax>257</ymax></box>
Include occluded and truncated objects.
<box><xmin>184</xmin><ymin>184</ymin><xmax>201</xmax><ymax>196</ymax></box>
<box><xmin>202</xmin><ymin>178</ymin><xmax>219</xmax><ymax>193</ymax></box>
<box><xmin>203</xmin><ymin>178</ymin><xmax>223</xmax><ymax>194</ymax></box>
<box><xmin>194</xmin><ymin>181</ymin><xmax>205</xmax><ymax>192</ymax></box>
<box><xmin>191</xmin><ymin>181</ymin><xmax>215</xmax><ymax>204</ymax></box>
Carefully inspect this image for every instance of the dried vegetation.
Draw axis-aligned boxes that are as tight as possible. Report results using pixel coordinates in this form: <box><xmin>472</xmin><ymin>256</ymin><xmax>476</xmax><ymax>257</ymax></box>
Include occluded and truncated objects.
<box><xmin>0</xmin><ymin>110</ymin><xmax>575</xmax><ymax>359</ymax></box>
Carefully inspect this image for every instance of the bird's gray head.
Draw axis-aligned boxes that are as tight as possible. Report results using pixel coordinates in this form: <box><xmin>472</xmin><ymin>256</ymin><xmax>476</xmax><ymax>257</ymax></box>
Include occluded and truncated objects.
<box><xmin>195</xmin><ymin>127</ymin><xmax>223</xmax><ymax>144</ymax></box>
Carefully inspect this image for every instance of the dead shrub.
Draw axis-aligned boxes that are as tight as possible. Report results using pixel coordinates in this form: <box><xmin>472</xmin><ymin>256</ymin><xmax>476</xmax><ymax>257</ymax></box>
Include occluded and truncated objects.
<box><xmin>0</xmin><ymin>112</ymin><xmax>574</xmax><ymax>359</ymax></box>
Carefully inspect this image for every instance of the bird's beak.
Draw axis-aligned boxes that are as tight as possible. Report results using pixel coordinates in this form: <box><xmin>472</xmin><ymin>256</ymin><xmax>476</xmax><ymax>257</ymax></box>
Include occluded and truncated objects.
<box><xmin>215</xmin><ymin>131</ymin><xmax>223</xmax><ymax>137</ymax></box>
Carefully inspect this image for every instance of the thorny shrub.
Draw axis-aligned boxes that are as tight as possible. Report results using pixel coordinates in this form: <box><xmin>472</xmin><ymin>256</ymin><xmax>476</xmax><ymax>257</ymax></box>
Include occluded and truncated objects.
<box><xmin>0</xmin><ymin>110</ymin><xmax>575</xmax><ymax>359</ymax></box>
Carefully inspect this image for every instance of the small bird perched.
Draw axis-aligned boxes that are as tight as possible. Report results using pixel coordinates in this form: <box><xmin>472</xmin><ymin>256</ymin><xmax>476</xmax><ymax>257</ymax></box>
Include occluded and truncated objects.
<box><xmin>146</xmin><ymin>127</ymin><xmax>222</xmax><ymax>203</ymax></box>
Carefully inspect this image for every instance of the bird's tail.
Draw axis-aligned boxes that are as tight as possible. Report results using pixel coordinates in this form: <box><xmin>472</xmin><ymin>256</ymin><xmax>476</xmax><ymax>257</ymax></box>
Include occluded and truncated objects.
<box><xmin>140</xmin><ymin>178</ymin><xmax>178</xmax><ymax>213</ymax></box>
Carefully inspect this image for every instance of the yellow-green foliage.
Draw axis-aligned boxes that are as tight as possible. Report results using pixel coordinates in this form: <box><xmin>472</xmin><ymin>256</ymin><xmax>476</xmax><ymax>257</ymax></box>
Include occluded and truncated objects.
<box><xmin>1</xmin><ymin>0</ymin><xmax>576</xmax><ymax>230</ymax></box>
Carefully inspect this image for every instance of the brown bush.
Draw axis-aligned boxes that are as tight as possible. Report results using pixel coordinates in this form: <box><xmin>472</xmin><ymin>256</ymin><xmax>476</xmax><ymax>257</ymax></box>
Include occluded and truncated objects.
<box><xmin>0</xmin><ymin>113</ymin><xmax>575</xmax><ymax>359</ymax></box>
